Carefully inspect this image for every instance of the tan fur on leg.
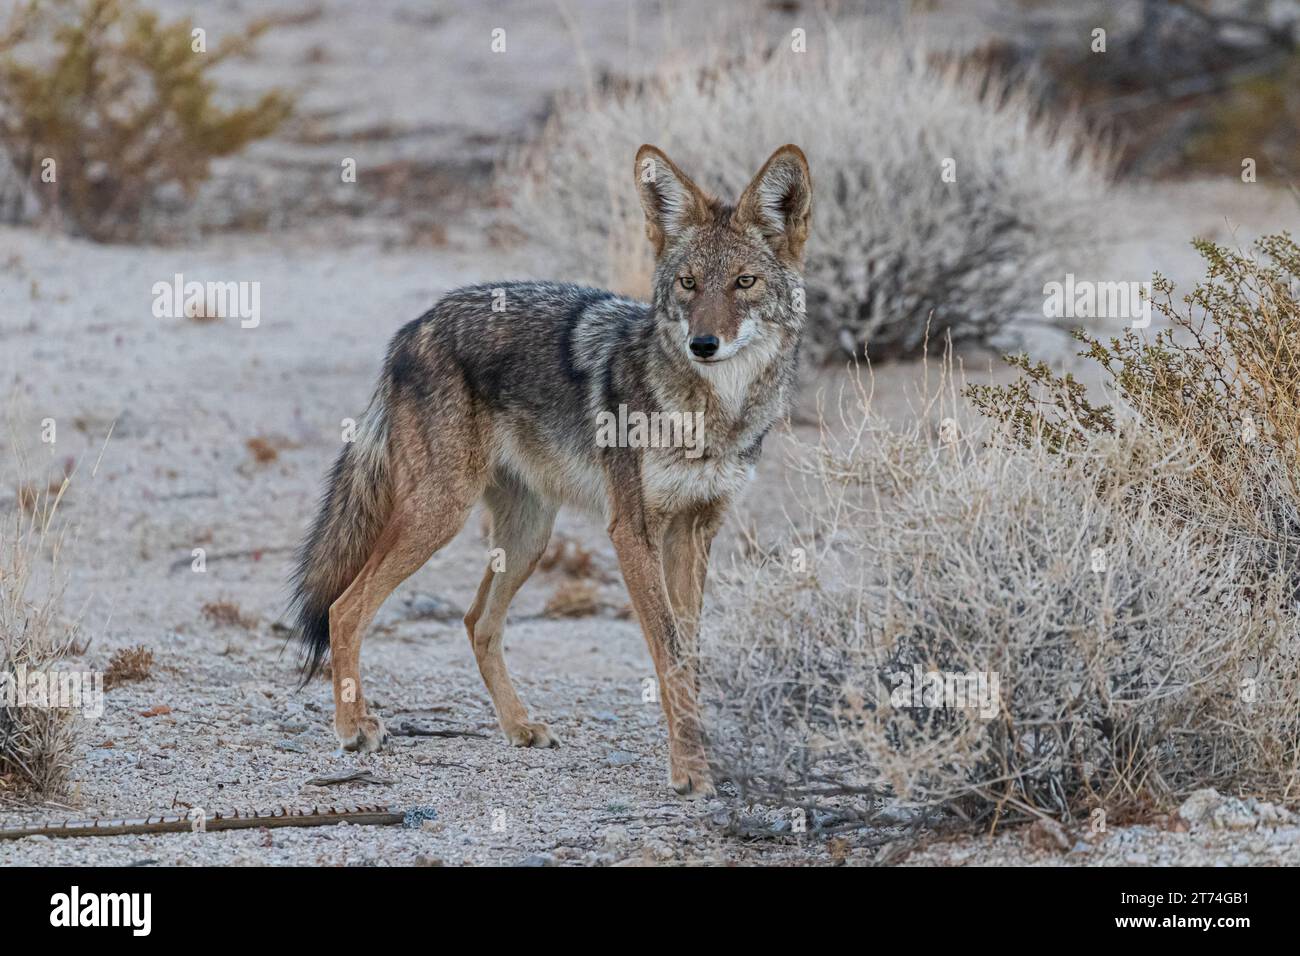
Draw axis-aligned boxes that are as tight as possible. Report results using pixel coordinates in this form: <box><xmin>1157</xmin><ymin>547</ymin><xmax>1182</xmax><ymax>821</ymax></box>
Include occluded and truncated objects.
<box><xmin>463</xmin><ymin>481</ymin><xmax>559</xmax><ymax>747</ymax></box>
<box><xmin>329</xmin><ymin>412</ymin><xmax>487</xmax><ymax>752</ymax></box>
<box><xmin>609</xmin><ymin>501</ymin><xmax>714</xmax><ymax>797</ymax></box>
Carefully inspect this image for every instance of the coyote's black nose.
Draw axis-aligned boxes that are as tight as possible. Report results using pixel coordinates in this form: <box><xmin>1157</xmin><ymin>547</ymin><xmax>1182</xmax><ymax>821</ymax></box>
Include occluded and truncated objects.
<box><xmin>689</xmin><ymin>335</ymin><xmax>719</xmax><ymax>358</ymax></box>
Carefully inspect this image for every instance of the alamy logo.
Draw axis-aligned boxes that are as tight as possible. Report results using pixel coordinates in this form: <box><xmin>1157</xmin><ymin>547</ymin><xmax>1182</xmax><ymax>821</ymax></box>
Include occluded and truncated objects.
<box><xmin>0</xmin><ymin>665</ymin><xmax>103</xmax><ymax>719</ymax></box>
<box><xmin>595</xmin><ymin>404</ymin><xmax>705</xmax><ymax>459</ymax></box>
<box><xmin>1043</xmin><ymin>274</ymin><xmax>1151</xmax><ymax>328</ymax></box>
<box><xmin>888</xmin><ymin>665</ymin><xmax>1001</xmax><ymax>719</ymax></box>
<box><xmin>50</xmin><ymin>886</ymin><xmax>151</xmax><ymax>936</ymax></box>
<box><xmin>151</xmin><ymin>273</ymin><xmax>260</xmax><ymax>328</ymax></box>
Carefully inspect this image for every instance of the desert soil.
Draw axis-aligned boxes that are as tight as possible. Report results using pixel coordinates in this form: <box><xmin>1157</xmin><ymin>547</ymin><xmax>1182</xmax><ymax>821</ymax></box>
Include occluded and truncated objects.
<box><xmin>3</xmin><ymin>178</ymin><xmax>1296</xmax><ymax>867</ymax></box>
<box><xmin>2</xmin><ymin>0</ymin><xmax>1298</xmax><ymax>866</ymax></box>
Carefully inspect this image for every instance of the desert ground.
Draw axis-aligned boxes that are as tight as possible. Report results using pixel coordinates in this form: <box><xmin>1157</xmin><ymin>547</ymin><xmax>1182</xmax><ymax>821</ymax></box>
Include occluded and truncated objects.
<box><xmin>1</xmin><ymin>0</ymin><xmax>1298</xmax><ymax>865</ymax></box>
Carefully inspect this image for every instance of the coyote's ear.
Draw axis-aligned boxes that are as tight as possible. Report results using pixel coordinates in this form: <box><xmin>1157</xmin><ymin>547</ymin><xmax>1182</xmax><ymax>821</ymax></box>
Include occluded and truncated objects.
<box><xmin>734</xmin><ymin>145</ymin><xmax>813</xmax><ymax>264</ymax></box>
<box><xmin>634</xmin><ymin>145</ymin><xmax>713</xmax><ymax>257</ymax></box>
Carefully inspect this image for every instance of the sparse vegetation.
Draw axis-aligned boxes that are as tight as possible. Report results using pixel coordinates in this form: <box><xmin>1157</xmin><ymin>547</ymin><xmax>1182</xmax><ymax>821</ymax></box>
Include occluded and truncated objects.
<box><xmin>969</xmin><ymin>232</ymin><xmax>1300</xmax><ymax>580</ymax></box>
<box><xmin>0</xmin><ymin>0</ymin><xmax>291</xmax><ymax>241</ymax></box>
<box><xmin>704</xmin><ymin>237</ymin><xmax>1300</xmax><ymax>838</ymax></box>
<box><xmin>0</xmin><ymin>483</ymin><xmax>81</xmax><ymax>801</ymax></box>
<box><xmin>104</xmin><ymin>644</ymin><xmax>153</xmax><ymax>689</ymax></box>
<box><xmin>201</xmin><ymin>599</ymin><xmax>257</xmax><ymax>630</ymax></box>
<box><xmin>539</xmin><ymin>535</ymin><xmax>605</xmax><ymax>580</ymax></box>
<box><xmin>543</xmin><ymin>580</ymin><xmax>602</xmax><ymax>619</ymax></box>
<box><xmin>509</xmin><ymin>26</ymin><xmax>1110</xmax><ymax>360</ymax></box>
<box><xmin>245</xmin><ymin>437</ymin><xmax>280</xmax><ymax>464</ymax></box>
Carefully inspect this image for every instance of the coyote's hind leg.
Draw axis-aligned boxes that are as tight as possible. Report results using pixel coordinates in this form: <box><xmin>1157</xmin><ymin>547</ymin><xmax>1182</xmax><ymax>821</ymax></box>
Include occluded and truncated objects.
<box><xmin>330</xmin><ymin>414</ymin><xmax>486</xmax><ymax>752</ymax></box>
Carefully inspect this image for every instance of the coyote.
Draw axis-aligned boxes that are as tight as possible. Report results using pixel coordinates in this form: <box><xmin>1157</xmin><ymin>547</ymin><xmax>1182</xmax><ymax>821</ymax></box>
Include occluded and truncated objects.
<box><xmin>290</xmin><ymin>144</ymin><xmax>812</xmax><ymax>796</ymax></box>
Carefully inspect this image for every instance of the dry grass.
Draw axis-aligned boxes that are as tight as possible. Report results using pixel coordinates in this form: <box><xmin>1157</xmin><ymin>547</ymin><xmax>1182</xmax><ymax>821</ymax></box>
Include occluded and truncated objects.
<box><xmin>703</xmin><ymin>307</ymin><xmax>1300</xmax><ymax>838</ymax></box>
<box><xmin>0</xmin><ymin>479</ymin><xmax>81</xmax><ymax>802</ymax></box>
<box><xmin>539</xmin><ymin>534</ymin><xmax>608</xmax><ymax>580</ymax></box>
<box><xmin>245</xmin><ymin>436</ymin><xmax>279</xmax><ymax>464</ymax></box>
<box><xmin>507</xmin><ymin>21</ymin><xmax>1110</xmax><ymax>360</ymax></box>
<box><xmin>15</xmin><ymin>476</ymin><xmax>64</xmax><ymax>515</ymax></box>
<box><xmin>543</xmin><ymin>580</ymin><xmax>602</xmax><ymax>619</ymax></box>
<box><xmin>103</xmin><ymin>644</ymin><xmax>153</xmax><ymax>689</ymax></box>
<box><xmin>201</xmin><ymin>599</ymin><xmax>257</xmax><ymax>630</ymax></box>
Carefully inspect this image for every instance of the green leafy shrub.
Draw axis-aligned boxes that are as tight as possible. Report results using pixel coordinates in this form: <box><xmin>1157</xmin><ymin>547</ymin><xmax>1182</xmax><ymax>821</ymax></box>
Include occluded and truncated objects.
<box><xmin>0</xmin><ymin>0</ymin><xmax>291</xmax><ymax>241</ymax></box>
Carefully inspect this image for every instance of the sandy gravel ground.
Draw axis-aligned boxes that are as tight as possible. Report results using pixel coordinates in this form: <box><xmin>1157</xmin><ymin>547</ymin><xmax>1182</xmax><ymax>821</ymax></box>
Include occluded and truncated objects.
<box><xmin>2</xmin><ymin>180</ymin><xmax>1297</xmax><ymax>867</ymax></box>
<box><xmin>0</xmin><ymin>223</ymin><xmax>840</xmax><ymax>866</ymax></box>
<box><xmin>2</xmin><ymin>0</ymin><xmax>1298</xmax><ymax>866</ymax></box>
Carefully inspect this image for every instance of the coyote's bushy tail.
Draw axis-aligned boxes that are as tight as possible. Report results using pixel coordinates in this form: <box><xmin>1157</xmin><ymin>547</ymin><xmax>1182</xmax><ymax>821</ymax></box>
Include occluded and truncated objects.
<box><xmin>289</xmin><ymin>393</ymin><xmax>393</xmax><ymax>683</ymax></box>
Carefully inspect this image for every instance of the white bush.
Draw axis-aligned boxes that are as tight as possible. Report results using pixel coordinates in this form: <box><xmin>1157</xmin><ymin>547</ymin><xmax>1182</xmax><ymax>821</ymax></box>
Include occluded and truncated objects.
<box><xmin>508</xmin><ymin>26</ymin><xmax>1112</xmax><ymax>360</ymax></box>
<box><xmin>702</xmin><ymin>393</ymin><xmax>1300</xmax><ymax>835</ymax></box>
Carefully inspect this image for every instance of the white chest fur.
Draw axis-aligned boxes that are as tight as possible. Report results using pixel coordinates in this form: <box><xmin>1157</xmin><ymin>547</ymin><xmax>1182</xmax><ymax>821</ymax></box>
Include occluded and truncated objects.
<box><xmin>640</xmin><ymin>446</ymin><xmax>754</xmax><ymax>512</ymax></box>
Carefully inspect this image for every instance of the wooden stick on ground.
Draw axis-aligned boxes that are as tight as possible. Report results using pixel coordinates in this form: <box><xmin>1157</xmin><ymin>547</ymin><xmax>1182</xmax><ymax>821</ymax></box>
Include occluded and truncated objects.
<box><xmin>0</xmin><ymin>803</ymin><xmax>404</xmax><ymax>840</ymax></box>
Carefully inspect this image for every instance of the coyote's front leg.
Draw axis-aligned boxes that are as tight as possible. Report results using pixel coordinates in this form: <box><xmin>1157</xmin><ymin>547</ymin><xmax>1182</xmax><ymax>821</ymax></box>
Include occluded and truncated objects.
<box><xmin>609</xmin><ymin>504</ymin><xmax>715</xmax><ymax>798</ymax></box>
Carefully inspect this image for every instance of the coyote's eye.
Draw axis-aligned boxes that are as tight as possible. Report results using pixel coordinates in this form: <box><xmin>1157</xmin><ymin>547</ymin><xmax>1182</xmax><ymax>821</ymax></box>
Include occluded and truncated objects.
<box><xmin>678</xmin><ymin>276</ymin><xmax>696</xmax><ymax>291</ymax></box>
<box><xmin>736</xmin><ymin>275</ymin><xmax>757</xmax><ymax>289</ymax></box>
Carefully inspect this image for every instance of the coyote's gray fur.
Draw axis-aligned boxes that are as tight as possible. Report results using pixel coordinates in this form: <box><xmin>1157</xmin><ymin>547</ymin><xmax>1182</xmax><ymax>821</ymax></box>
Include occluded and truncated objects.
<box><xmin>290</xmin><ymin>144</ymin><xmax>812</xmax><ymax>795</ymax></box>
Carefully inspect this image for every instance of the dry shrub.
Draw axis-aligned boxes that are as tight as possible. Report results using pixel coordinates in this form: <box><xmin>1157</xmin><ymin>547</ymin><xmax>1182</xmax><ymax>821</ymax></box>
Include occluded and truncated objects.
<box><xmin>539</xmin><ymin>534</ymin><xmax>607</xmax><ymax>580</ymax></box>
<box><xmin>201</xmin><ymin>600</ymin><xmax>256</xmax><ymax>630</ymax></box>
<box><xmin>0</xmin><ymin>486</ymin><xmax>81</xmax><ymax>801</ymax></box>
<box><xmin>103</xmin><ymin>644</ymin><xmax>153</xmax><ymax>689</ymax></box>
<box><xmin>970</xmin><ymin>233</ymin><xmax>1300</xmax><ymax>588</ymax></box>
<box><xmin>706</xmin><ymin>408</ymin><xmax>1300</xmax><ymax>836</ymax></box>
<box><xmin>245</xmin><ymin>436</ymin><xmax>279</xmax><ymax>464</ymax></box>
<box><xmin>543</xmin><ymin>580</ymin><xmax>602</xmax><ymax>619</ymax></box>
<box><xmin>0</xmin><ymin>0</ymin><xmax>291</xmax><ymax>241</ymax></box>
<box><xmin>704</xmin><ymin>240</ymin><xmax>1300</xmax><ymax>835</ymax></box>
<box><xmin>507</xmin><ymin>23</ymin><xmax>1110</xmax><ymax>360</ymax></box>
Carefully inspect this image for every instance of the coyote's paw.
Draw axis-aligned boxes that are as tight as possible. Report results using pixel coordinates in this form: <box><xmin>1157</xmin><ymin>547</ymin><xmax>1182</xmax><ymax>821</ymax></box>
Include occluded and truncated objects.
<box><xmin>670</xmin><ymin>770</ymin><xmax>716</xmax><ymax>799</ymax></box>
<box><xmin>670</xmin><ymin>752</ymin><xmax>715</xmax><ymax>799</ymax></box>
<box><xmin>504</xmin><ymin>721</ymin><xmax>559</xmax><ymax>749</ymax></box>
<box><xmin>337</xmin><ymin>713</ymin><xmax>388</xmax><ymax>753</ymax></box>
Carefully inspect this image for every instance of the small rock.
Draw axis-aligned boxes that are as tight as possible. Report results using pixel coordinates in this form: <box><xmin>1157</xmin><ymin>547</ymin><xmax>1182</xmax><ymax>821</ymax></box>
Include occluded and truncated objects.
<box><xmin>1178</xmin><ymin>788</ymin><xmax>1259</xmax><ymax>831</ymax></box>
<box><xmin>591</xmin><ymin>711</ymin><xmax>618</xmax><ymax>723</ymax></box>
<box><xmin>603</xmin><ymin>826</ymin><xmax>632</xmax><ymax>848</ymax></box>
<box><xmin>1213</xmin><ymin>800</ymin><xmax>1258</xmax><ymax>831</ymax></box>
<box><xmin>379</xmin><ymin>592</ymin><xmax>462</xmax><ymax>624</ymax></box>
<box><xmin>1177</xmin><ymin>788</ymin><xmax>1223</xmax><ymax>828</ymax></box>
<box><xmin>402</xmin><ymin>806</ymin><xmax>439</xmax><ymax>828</ymax></box>
<box><xmin>606</xmin><ymin>750</ymin><xmax>639</xmax><ymax>767</ymax></box>
<box><xmin>645</xmin><ymin>839</ymin><xmax>675</xmax><ymax>861</ymax></box>
<box><xmin>519</xmin><ymin>853</ymin><xmax>553</xmax><ymax>867</ymax></box>
<box><xmin>1025</xmin><ymin>818</ymin><xmax>1071</xmax><ymax>853</ymax></box>
<box><xmin>1251</xmin><ymin>800</ymin><xmax>1293</xmax><ymax>826</ymax></box>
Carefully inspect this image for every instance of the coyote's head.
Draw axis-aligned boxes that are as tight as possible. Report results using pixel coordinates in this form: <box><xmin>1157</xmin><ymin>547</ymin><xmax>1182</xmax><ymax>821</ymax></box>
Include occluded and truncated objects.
<box><xmin>635</xmin><ymin>144</ymin><xmax>812</xmax><ymax>368</ymax></box>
